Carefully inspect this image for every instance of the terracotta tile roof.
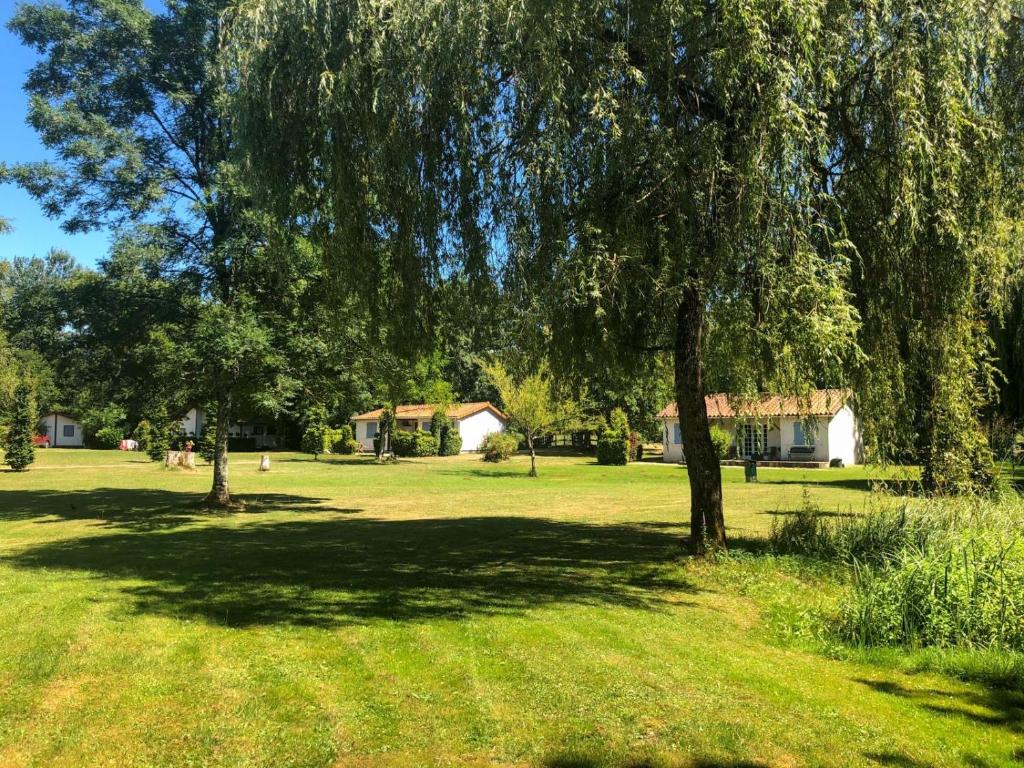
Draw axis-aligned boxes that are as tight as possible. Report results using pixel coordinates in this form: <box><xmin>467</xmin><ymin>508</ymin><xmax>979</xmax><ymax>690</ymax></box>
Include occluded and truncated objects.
<box><xmin>352</xmin><ymin>401</ymin><xmax>506</xmax><ymax>421</ymax></box>
<box><xmin>658</xmin><ymin>389</ymin><xmax>852</xmax><ymax>420</ymax></box>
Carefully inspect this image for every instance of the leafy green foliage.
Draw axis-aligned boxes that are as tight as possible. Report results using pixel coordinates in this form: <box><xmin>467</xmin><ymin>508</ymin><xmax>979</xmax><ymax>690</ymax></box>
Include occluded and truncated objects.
<box><xmin>198</xmin><ymin>419</ymin><xmax>217</xmax><ymax>464</ymax></box>
<box><xmin>92</xmin><ymin>426</ymin><xmax>123</xmax><ymax>450</ymax></box>
<box><xmin>481</xmin><ymin>432</ymin><xmax>518</xmax><ymax>462</ymax></box>
<box><xmin>483</xmin><ymin>362</ymin><xmax>583</xmax><ymax>476</ymax></box>
<box><xmin>772</xmin><ymin>495</ymin><xmax>1024</xmax><ymax>652</ymax></box>
<box><xmin>81</xmin><ymin>406</ymin><xmax>125</xmax><ymax>449</ymax></box>
<box><xmin>709</xmin><ymin>425</ymin><xmax>733</xmax><ymax>461</ymax></box>
<box><xmin>329</xmin><ymin>425</ymin><xmax>357</xmax><ymax>454</ymax></box>
<box><xmin>132</xmin><ymin>420</ymin><xmax>157</xmax><ymax>456</ymax></box>
<box><xmin>301</xmin><ymin>408</ymin><xmax>327</xmax><ymax>460</ymax></box>
<box><xmin>144</xmin><ymin>408</ymin><xmax>173</xmax><ymax>463</ymax></box>
<box><xmin>392</xmin><ymin>430</ymin><xmax>440</xmax><ymax>458</ymax></box>
<box><xmin>430</xmin><ymin>410</ymin><xmax>462</xmax><ymax>456</ymax></box>
<box><xmin>4</xmin><ymin>383</ymin><xmax>36</xmax><ymax>471</ymax></box>
<box><xmin>596</xmin><ymin>408</ymin><xmax>630</xmax><ymax>466</ymax></box>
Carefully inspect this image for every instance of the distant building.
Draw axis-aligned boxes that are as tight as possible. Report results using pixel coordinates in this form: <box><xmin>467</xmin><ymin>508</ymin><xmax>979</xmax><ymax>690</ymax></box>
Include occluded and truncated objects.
<box><xmin>351</xmin><ymin>402</ymin><xmax>507</xmax><ymax>452</ymax></box>
<box><xmin>37</xmin><ymin>412</ymin><xmax>84</xmax><ymax>448</ymax></box>
<box><xmin>658</xmin><ymin>389</ymin><xmax>862</xmax><ymax>466</ymax></box>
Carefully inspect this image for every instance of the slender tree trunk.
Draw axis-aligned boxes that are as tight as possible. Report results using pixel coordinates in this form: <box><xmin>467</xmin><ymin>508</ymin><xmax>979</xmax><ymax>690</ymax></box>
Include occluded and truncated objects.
<box><xmin>674</xmin><ymin>284</ymin><xmax>726</xmax><ymax>553</ymax></box>
<box><xmin>205</xmin><ymin>389</ymin><xmax>232</xmax><ymax>507</ymax></box>
<box><xmin>528</xmin><ymin>434</ymin><xmax>537</xmax><ymax>476</ymax></box>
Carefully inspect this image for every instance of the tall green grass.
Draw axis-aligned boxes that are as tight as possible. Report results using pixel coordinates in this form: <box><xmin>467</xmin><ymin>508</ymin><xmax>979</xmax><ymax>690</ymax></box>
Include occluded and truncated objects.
<box><xmin>771</xmin><ymin>493</ymin><xmax>1024</xmax><ymax>652</ymax></box>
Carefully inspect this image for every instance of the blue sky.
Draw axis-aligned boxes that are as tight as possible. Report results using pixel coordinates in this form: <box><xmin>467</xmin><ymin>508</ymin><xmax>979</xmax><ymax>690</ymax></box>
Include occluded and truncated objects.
<box><xmin>1</xmin><ymin>0</ymin><xmax>113</xmax><ymax>268</ymax></box>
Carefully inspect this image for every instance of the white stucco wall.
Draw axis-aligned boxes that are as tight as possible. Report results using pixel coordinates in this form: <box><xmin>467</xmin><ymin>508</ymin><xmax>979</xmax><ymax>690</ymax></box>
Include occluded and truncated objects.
<box><xmin>180</xmin><ymin>408</ymin><xmax>205</xmax><ymax>437</ymax></box>
<box><xmin>354</xmin><ymin>420</ymin><xmax>378</xmax><ymax>451</ymax></box>
<box><xmin>826</xmin><ymin>405</ymin><xmax>862</xmax><ymax>465</ymax></box>
<box><xmin>457</xmin><ymin>410</ymin><xmax>506</xmax><ymax>452</ymax></box>
<box><xmin>38</xmin><ymin>413</ymin><xmax>84</xmax><ymax>447</ymax></box>
<box><xmin>778</xmin><ymin>416</ymin><xmax>829</xmax><ymax>462</ymax></box>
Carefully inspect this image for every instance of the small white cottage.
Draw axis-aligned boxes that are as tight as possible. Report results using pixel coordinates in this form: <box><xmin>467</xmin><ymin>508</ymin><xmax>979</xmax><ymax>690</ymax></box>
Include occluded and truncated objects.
<box><xmin>659</xmin><ymin>389</ymin><xmax>862</xmax><ymax>466</ymax></box>
<box><xmin>37</xmin><ymin>412</ymin><xmax>84</xmax><ymax>448</ymax></box>
<box><xmin>352</xmin><ymin>402</ymin><xmax>507</xmax><ymax>452</ymax></box>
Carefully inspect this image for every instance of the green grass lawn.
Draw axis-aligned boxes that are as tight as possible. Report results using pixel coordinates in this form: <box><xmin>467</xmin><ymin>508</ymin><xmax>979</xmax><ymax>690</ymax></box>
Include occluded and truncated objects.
<box><xmin>0</xmin><ymin>449</ymin><xmax>1019</xmax><ymax>767</ymax></box>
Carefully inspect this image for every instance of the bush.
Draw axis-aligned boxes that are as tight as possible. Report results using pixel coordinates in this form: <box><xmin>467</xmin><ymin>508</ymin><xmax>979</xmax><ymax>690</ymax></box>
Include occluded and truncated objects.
<box><xmin>301</xmin><ymin>423</ymin><xmax>325</xmax><ymax>459</ymax></box>
<box><xmin>709</xmin><ymin>424</ymin><xmax>733</xmax><ymax>459</ymax></box>
<box><xmin>481</xmin><ymin>431</ymin><xmax>518</xmax><ymax>462</ymax></box>
<box><xmin>4</xmin><ymin>383</ymin><xmax>36</xmax><ymax>471</ymax></box>
<box><xmin>596</xmin><ymin>427</ymin><xmax>630</xmax><ymax>465</ymax></box>
<box><xmin>772</xmin><ymin>495</ymin><xmax>1024</xmax><ymax>652</ymax></box>
<box><xmin>330</xmin><ymin>424</ymin><xmax>357</xmax><ymax>454</ymax></box>
<box><xmin>392</xmin><ymin>429</ymin><xmax>439</xmax><ymax>457</ymax></box>
<box><xmin>144</xmin><ymin>408</ymin><xmax>173</xmax><ymax>462</ymax></box>
<box><xmin>597</xmin><ymin>408</ymin><xmax>630</xmax><ymax>465</ymax></box>
<box><xmin>92</xmin><ymin>425</ymin><xmax>123</xmax><ymax>450</ymax></box>
<box><xmin>132</xmin><ymin>420</ymin><xmax>153</xmax><ymax>453</ymax></box>
<box><xmin>81</xmin><ymin>405</ymin><xmax>125</xmax><ymax>448</ymax></box>
<box><xmin>431</xmin><ymin>411</ymin><xmax>463</xmax><ymax>456</ymax></box>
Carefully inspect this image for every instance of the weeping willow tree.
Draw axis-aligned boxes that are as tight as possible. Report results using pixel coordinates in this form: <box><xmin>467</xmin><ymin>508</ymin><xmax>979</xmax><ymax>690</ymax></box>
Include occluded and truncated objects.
<box><xmin>227</xmin><ymin>0</ymin><xmax>1018</xmax><ymax>547</ymax></box>
<box><xmin>827</xmin><ymin>0</ymin><xmax>1019</xmax><ymax>493</ymax></box>
<box><xmin>227</xmin><ymin>0</ymin><xmax>860</xmax><ymax>551</ymax></box>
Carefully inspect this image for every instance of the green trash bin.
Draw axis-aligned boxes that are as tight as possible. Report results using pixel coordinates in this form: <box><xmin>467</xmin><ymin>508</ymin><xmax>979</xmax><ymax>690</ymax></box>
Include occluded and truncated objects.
<box><xmin>744</xmin><ymin>458</ymin><xmax>758</xmax><ymax>483</ymax></box>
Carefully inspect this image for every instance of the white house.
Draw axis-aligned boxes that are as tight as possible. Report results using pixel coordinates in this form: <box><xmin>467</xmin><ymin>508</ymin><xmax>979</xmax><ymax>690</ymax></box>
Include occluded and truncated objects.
<box><xmin>37</xmin><ymin>412</ymin><xmax>84</xmax><ymax>448</ymax></box>
<box><xmin>352</xmin><ymin>402</ymin><xmax>507</xmax><ymax>452</ymax></box>
<box><xmin>179</xmin><ymin>407</ymin><xmax>277</xmax><ymax>449</ymax></box>
<box><xmin>659</xmin><ymin>389</ymin><xmax>862</xmax><ymax>466</ymax></box>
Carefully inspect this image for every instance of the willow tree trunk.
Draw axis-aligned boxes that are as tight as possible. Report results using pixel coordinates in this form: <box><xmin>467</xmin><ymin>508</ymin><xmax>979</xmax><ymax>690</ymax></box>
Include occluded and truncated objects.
<box><xmin>205</xmin><ymin>390</ymin><xmax>232</xmax><ymax>506</ymax></box>
<box><xmin>527</xmin><ymin>435</ymin><xmax>537</xmax><ymax>476</ymax></box>
<box><xmin>674</xmin><ymin>285</ymin><xmax>726</xmax><ymax>552</ymax></box>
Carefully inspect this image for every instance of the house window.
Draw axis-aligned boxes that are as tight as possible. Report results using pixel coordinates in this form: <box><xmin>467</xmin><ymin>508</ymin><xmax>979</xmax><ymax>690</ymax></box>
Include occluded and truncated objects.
<box><xmin>741</xmin><ymin>423</ymin><xmax>768</xmax><ymax>457</ymax></box>
<box><xmin>422</xmin><ymin>421</ymin><xmax>431</xmax><ymax>434</ymax></box>
<box><xmin>253</xmin><ymin>425</ymin><xmax>265</xmax><ymax>436</ymax></box>
<box><xmin>63</xmin><ymin>424</ymin><xmax>75</xmax><ymax>438</ymax></box>
<box><xmin>673</xmin><ymin>424</ymin><xmax>682</xmax><ymax>445</ymax></box>
<box><xmin>366</xmin><ymin>422</ymin><xmax>378</xmax><ymax>439</ymax></box>
<box><xmin>794</xmin><ymin>420</ymin><xmax>816</xmax><ymax>446</ymax></box>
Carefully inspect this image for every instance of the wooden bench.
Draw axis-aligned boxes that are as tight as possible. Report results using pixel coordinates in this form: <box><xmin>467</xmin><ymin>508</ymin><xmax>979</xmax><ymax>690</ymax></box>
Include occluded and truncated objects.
<box><xmin>788</xmin><ymin>445</ymin><xmax>816</xmax><ymax>460</ymax></box>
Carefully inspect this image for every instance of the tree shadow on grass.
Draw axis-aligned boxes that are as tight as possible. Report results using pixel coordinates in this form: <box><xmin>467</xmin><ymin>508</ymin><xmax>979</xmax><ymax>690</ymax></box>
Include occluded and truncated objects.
<box><xmin>0</xmin><ymin>488</ymin><xmax>359</xmax><ymax>531</ymax></box>
<box><xmin>4</xmin><ymin>512</ymin><xmax>696</xmax><ymax>627</ymax></box>
<box><xmin>855</xmin><ymin>677</ymin><xmax>1024</xmax><ymax>736</ymax></box>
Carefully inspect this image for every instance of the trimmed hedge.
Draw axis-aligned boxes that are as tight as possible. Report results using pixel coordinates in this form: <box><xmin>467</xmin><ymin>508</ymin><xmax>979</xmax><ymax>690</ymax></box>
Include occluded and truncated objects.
<box><xmin>596</xmin><ymin>427</ymin><xmax>630</xmax><ymax>465</ymax></box>
<box><xmin>393</xmin><ymin>429</ymin><xmax>440</xmax><ymax>457</ymax></box>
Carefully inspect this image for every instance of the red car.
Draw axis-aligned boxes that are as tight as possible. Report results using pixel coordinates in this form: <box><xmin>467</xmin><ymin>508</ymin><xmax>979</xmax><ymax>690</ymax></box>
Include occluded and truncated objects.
<box><xmin>33</xmin><ymin>435</ymin><xmax>51</xmax><ymax>448</ymax></box>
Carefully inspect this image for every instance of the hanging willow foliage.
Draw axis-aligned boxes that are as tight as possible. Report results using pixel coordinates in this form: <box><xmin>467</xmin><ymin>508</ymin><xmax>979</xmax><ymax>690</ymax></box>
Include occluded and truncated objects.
<box><xmin>225</xmin><ymin>0</ymin><xmax>1021</xmax><ymax>543</ymax></box>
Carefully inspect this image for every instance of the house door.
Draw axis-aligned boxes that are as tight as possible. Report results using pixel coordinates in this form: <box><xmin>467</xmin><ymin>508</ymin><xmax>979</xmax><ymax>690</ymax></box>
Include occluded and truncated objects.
<box><xmin>741</xmin><ymin>423</ymin><xmax>768</xmax><ymax>458</ymax></box>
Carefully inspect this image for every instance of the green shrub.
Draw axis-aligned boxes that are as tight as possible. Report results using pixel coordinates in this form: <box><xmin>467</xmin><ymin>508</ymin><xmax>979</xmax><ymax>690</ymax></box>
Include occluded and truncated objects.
<box><xmin>393</xmin><ymin>429</ymin><xmax>439</xmax><ymax>457</ymax></box>
<box><xmin>709</xmin><ymin>424</ymin><xmax>733</xmax><ymax>459</ymax></box>
<box><xmin>132</xmin><ymin>420</ymin><xmax>153</xmax><ymax>453</ymax></box>
<box><xmin>144</xmin><ymin>408</ymin><xmax>173</xmax><ymax>462</ymax></box>
<box><xmin>596</xmin><ymin>427</ymin><xmax>630</xmax><ymax>465</ymax></box>
<box><xmin>81</xmin><ymin>405</ymin><xmax>125</xmax><ymax>448</ymax></box>
<box><xmin>302</xmin><ymin>423</ymin><xmax>326</xmax><ymax>459</ymax></box>
<box><xmin>431</xmin><ymin>411</ymin><xmax>462</xmax><ymax>455</ymax></box>
<box><xmin>597</xmin><ymin>408</ymin><xmax>630</xmax><ymax>465</ymax></box>
<box><xmin>481</xmin><ymin>431</ymin><xmax>518</xmax><ymax>462</ymax></box>
<box><xmin>4</xmin><ymin>383</ymin><xmax>36</xmax><ymax>471</ymax></box>
<box><xmin>93</xmin><ymin>425</ymin><xmax>123</xmax><ymax>450</ymax></box>
<box><xmin>330</xmin><ymin>424</ymin><xmax>357</xmax><ymax>454</ymax></box>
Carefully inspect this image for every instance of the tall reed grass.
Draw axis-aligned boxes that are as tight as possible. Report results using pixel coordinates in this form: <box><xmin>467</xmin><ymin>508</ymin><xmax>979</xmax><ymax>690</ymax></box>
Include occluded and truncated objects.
<box><xmin>771</xmin><ymin>493</ymin><xmax>1024</xmax><ymax>652</ymax></box>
